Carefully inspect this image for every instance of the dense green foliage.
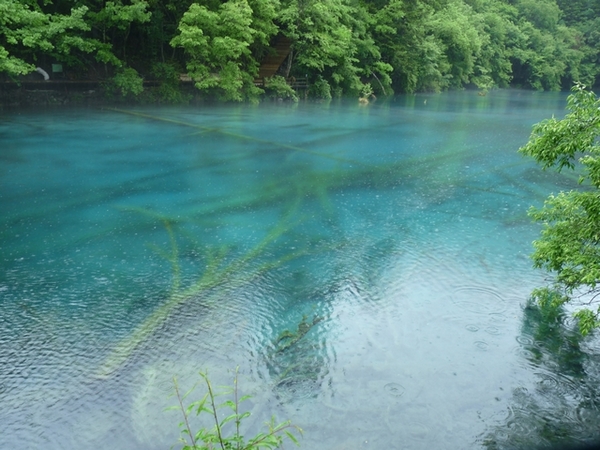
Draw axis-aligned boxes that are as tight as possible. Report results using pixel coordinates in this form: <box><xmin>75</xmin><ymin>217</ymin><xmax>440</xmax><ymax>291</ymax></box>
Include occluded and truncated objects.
<box><xmin>520</xmin><ymin>83</ymin><xmax>600</xmax><ymax>335</ymax></box>
<box><xmin>1</xmin><ymin>0</ymin><xmax>599</xmax><ymax>100</ymax></box>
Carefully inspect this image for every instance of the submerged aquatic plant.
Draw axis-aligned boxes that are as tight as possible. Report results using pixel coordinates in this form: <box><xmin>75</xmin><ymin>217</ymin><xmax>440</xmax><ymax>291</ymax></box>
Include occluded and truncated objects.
<box><xmin>94</xmin><ymin>107</ymin><xmax>554</xmax><ymax>379</ymax></box>
<box><xmin>96</xmin><ymin>203</ymin><xmax>308</xmax><ymax>378</ymax></box>
<box><xmin>273</xmin><ymin>314</ymin><xmax>324</xmax><ymax>354</ymax></box>
<box><xmin>264</xmin><ymin>313</ymin><xmax>328</xmax><ymax>397</ymax></box>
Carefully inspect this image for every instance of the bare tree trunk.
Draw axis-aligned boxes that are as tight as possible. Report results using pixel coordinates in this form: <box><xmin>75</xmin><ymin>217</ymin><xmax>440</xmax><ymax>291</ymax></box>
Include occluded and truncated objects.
<box><xmin>371</xmin><ymin>70</ymin><xmax>386</xmax><ymax>96</ymax></box>
<box><xmin>284</xmin><ymin>48</ymin><xmax>294</xmax><ymax>78</ymax></box>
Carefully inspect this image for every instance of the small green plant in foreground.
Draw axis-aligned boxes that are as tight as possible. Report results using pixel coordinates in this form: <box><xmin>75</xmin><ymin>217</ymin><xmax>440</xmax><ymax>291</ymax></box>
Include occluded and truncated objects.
<box><xmin>171</xmin><ymin>370</ymin><xmax>302</xmax><ymax>450</ymax></box>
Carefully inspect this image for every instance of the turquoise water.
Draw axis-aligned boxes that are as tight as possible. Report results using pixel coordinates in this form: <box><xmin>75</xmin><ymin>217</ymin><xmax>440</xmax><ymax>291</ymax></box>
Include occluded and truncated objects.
<box><xmin>1</xmin><ymin>91</ymin><xmax>599</xmax><ymax>449</ymax></box>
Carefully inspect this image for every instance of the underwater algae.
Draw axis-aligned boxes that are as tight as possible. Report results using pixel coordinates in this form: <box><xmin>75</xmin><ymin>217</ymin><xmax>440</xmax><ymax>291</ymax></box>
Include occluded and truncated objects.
<box><xmin>95</xmin><ymin>202</ymin><xmax>308</xmax><ymax>378</ymax></box>
<box><xmin>10</xmin><ymin>92</ymin><xmax>600</xmax><ymax>450</ymax></box>
<box><xmin>95</xmin><ymin>106</ymin><xmax>557</xmax><ymax>380</ymax></box>
<box><xmin>267</xmin><ymin>313</ymin><xmax>327</xmax><ymax>392</ymax></box>
<box><xmin>104</xmin><ymin>108</ymin><xmax>368</xmax><ymax>167</ymax></box>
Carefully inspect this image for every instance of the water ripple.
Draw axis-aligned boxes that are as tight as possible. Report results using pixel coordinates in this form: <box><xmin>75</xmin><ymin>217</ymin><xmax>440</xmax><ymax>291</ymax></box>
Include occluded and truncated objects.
<box><xmin>474</xmin><ymin>340</ymin><xmax>489</xmax><ymax>350</ymax></box>
<box><xmin>451</xmin><ymin>286</ymin><xmax>506</xmax><ymax>315</ymax></box>
<box><xmin>515</xmin><ymin>334</ymin><xmax>534</xmax><ymax>346</ymax></box>
<box><xmin>384</xmin><ymin>382</ymin><xmax>405</xmax><ymax>397</ymax></box>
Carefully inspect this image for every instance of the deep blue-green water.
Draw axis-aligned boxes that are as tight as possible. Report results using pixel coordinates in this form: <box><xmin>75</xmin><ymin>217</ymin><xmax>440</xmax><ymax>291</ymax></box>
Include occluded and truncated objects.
<box><xmin>2</xmin><ymin>91</ymin><xmax>600</xmax><ymax>449</ymax></box>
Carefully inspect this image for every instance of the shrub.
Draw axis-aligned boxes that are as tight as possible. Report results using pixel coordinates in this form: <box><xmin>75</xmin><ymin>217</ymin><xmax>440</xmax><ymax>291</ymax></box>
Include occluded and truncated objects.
<box><xmin>264</xmin><ymin>75</ymin><xmax>298</xmax><ymax>102</ymax></box>
<box><xmin>112</xmin><ymin>67</ymin><xmax>144</xmax><ymax>96</ymax></box>
<box><xmin>308</xmin><ymin>76</ymin><xmax>331</xmax><ymax>100</ymax></box>
<box><xmin>149</xmin><ymin>62</ymin><xmax>191</xmax><ymax>104</ymax></box>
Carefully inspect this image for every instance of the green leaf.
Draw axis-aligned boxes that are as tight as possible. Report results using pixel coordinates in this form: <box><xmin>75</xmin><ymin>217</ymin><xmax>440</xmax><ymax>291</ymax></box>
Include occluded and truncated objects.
<box><xmin>170</xmin><ymin>369</ymin><xmax>300</xmax><ymax>450</ymax></box>
<box><xmin>523</xmin><ymin>83</ymin><xmax>600</xmax><ymax>335</ymax></box>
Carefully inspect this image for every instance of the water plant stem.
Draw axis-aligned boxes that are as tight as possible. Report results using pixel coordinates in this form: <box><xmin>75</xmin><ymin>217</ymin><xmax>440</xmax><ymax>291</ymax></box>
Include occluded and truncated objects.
<box><xmin>104</xmin><ymin>107</ymin><xmax>367</xmax><ymax>166</ymax></box>
<box><xmin>96</xmin><ymin>203</ymin><xmax>307</xmax><ymax>378</ymax></box>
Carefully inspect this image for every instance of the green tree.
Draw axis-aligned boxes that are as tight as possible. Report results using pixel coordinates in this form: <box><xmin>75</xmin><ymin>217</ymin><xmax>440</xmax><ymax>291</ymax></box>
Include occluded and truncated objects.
<box><xmin>515</xmin><ymin>0</ymin><xmax>560</xmax><ymax>32</ymax></box>
<box><xmin>556</xmin><ymin>0</ymin><xmax>600</xmax><ymax>87</ymax></box>
<box><xmin>466</xmin><ymin>0</ymin><xmax>519</xmax><ymax>88</ymax></box>
<box><xmin>85</xmin><ymin>0</ymin><xmax>151</xmax><ymax>61</ymax></box>
<box><xmin>427</xmin><ymin>0</ymin><xmax>484</xmax><ymax>89</ymax></box>
<box><xmin>279</xmin><ymin>0</ymin><xmax>377</xmax><ymax>97</ymax></box>
<box><xmin>520</xmin><ymin>83</ymin><xmax>600</xmax><ymax>335</ymax></box>
<box><xmin>504</xmin><ymin>0</ymin><xmax>595</xmax><ymax>90</ymax></box>
<box><xmin>0</xmin><ymin>0</ymin><xmax>117</xmax><ymax>77</ymax></box>
<box><xmin>557</xmin><ymin>0</ymin><xmax>600</xmax><ymax>25</ymax></box>
<box><xmin>2</xmin><ymin>0</ymin><xmax>599</xmax><ymax>98</ymax></box>
<box><xmin>370</xmin><ymin>0</ymin><xmax>446</xmax><ymax>93</ymax></box>
<box><xmin>170</xmin><ymin>0</ymin><xmax>278</xmax><ymax>101</ymax></box>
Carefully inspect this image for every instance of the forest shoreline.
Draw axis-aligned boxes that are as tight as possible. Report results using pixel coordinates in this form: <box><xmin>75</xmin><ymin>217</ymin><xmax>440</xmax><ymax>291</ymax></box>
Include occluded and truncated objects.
<box><xmin>0</xmin><ymin>76</ymin><xmax>314</xmax><ymax>108</ymax></box>
<box><xmin>2</xmin><ymin>0</ymin><xmax>599</xmax><ymax>105</ymax></box>
<box><xmin>0</xmin><ymin>79</ymin><xmax>196</xmax><ymax>108</ymax></box>
<box><xmin>0</xmin><ymin>80</ymin><xmax>568</xmax><ymax>109</ymax></box>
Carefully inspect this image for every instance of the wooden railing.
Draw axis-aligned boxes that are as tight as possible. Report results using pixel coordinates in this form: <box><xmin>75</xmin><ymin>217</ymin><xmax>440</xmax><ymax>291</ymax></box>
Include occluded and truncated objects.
<box><xmin>254</xmin><ymin>77</ymin><xmax>309</xmax><ymax>90</ymax></box>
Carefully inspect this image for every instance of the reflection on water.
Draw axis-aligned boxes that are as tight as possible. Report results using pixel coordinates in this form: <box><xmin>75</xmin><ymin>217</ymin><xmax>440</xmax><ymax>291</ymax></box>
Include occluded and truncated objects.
<box><xmin>1</xmin><ymin>91</ymin><xmax>599</xmax><ymax>449</ymax></box>
<box><xmin>482</xmin><ymin>303</ymin><xmax>600</xmax><ymax>449</ymax></box>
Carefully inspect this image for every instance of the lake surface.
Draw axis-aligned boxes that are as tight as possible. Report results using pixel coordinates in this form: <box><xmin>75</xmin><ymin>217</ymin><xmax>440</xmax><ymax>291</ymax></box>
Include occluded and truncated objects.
<box><xmin>1</xmin><ymin>91</ymin><xmax>600</xmax><ymax>449</ymax></box>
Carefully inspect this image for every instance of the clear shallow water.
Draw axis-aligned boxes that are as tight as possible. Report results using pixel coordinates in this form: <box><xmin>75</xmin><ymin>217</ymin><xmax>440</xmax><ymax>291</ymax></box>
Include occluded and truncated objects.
<box><xmin>1</xmin><ymin>91</ymin><xmax>600</xmax><ymax>449</ymax></box>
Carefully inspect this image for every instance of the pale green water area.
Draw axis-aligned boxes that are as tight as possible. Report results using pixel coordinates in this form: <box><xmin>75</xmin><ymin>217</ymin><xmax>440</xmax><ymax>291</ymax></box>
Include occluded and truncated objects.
<box><xmin>2</xmin><ymin>90</ymin><xmax>600</xmax><ymax>449</ymax></box>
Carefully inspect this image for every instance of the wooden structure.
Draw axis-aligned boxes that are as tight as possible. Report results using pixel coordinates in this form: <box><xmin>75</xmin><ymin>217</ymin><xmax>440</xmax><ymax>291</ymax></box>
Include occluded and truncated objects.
<box><xmin>253</xmin><ymin>36</ymin><xmax>309</xmax><ymax>91</ymax></box>
<box><xmin>257</xmin><ymin>36</ymin><xmax>293</xmax><ymax>79</ymax></box>
<box><xmin>253</xmin><ymin>76</ymin><xmax>308</xmax><ymax>89</ymax></box>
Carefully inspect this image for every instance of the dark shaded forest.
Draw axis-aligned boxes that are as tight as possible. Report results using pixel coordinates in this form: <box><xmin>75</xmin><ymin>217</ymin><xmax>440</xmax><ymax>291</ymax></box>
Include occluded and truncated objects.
<box><xmin>1</xmin><ymin>0</ymin><xmax>599</xmax><ymax>101</ymax></box>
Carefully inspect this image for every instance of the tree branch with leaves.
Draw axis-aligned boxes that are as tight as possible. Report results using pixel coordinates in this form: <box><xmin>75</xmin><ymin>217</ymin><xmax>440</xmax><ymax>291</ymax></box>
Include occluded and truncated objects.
<box><xmin>520</xmin><ymin>83</ymin><xmax>600</xmax><ymax>335</ymax></box>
